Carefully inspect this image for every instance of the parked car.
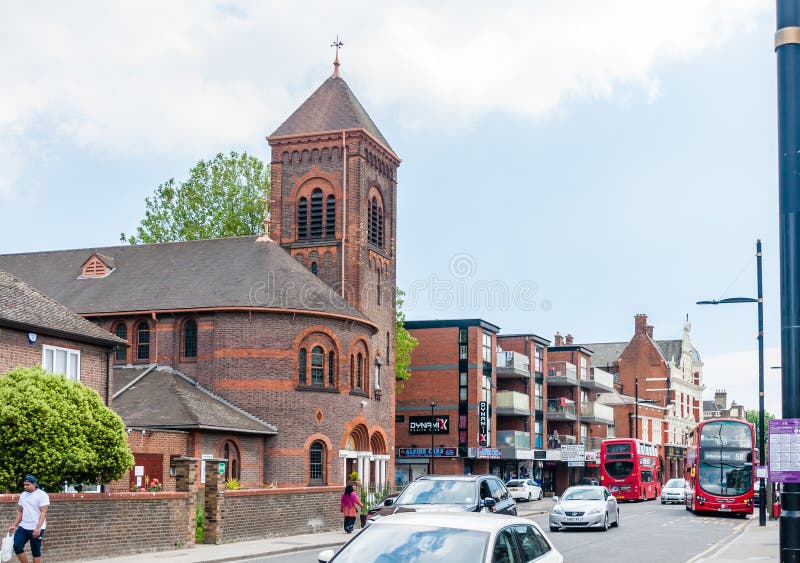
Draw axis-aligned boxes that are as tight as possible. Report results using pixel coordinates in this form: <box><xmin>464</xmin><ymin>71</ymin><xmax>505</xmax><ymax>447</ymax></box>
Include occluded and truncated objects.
<box><xmin>506</xmin><ymin>478</ymin><xmax>543</xmax><ymax>502</ymax></box>
<box><xmin>661</xmin><ymin>478</ymin><xmax>686</xmax><ymax>505</ymax></box>
<box><xmin>549</xmin><ymin>485</ymin><xmax>620</xmax><ymax>532</ymax></box>
<box><xmin>366</xmin><ymin>492</ymin><xmax>401</xmax><ymax>518</ymax></box>
<box><xmin>318</xmin><ymin>511</ymin><xmax>563</xmax><ymax>562</ymax></box>
<box><xmin>368</xmin><ymin>474</ymin><xmax>517</xmax><ymax>523</ymax></box>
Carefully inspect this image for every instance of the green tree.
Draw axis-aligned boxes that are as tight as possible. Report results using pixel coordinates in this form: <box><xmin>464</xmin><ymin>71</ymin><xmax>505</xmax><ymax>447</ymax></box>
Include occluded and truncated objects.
<box><xmin>0</xmin><ymin>366</ymin><xmax>134</xmax><ymax>492</ymax></box>
<box><xmin>746</xmin><ymin>409</ymin><xmax>776</xmax><ymax>458</ymax></box>
<box><xmin>121</xmin><ymin>151</ymin><xmax>270</xmax><ymax>244</ymax></box>
<box><xmin>395</xmin><ymin>287</ymin><xmax>418</xmax><ymax>388</ymax></box>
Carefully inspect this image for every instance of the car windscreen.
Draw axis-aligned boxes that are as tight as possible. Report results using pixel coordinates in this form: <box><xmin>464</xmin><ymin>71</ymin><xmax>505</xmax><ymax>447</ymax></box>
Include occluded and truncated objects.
<box><xmin>665</xmin><ymin>479</ymin><xmax>685</xmax><ymax>488</ymax></box>
<box><xmin>562</xmin><ymin>488</ymin><xmax>603</xmax><ymax>501</ymax></box>
<box><xmin>396</xmin><ymin>480</ymin><xmax>476</xmax><ymax>505</ymax></box>
<box><xmin>330</xmin><ymin>523</ymin><xmax>489</xmax><ymax>562</ymax></box>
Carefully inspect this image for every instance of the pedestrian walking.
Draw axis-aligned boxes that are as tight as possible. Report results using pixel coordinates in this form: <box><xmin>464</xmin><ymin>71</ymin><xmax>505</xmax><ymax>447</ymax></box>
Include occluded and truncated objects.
<box><xmin>8</xmin><ymin>475</ymin><xmax>49</xmax><ymax>563</ymax></box>
<box><xmin>340</xmin><ymin>484</ymin><xmax>363</xmax><ymax>533</ymax></box>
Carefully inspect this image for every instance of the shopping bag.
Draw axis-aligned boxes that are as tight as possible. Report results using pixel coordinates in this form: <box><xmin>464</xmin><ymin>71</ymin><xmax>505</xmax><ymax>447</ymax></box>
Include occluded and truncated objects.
<box><xmin>1</xmin><ymin>532</ymin><xmax>13</xmax><ymax>563</ymax></box>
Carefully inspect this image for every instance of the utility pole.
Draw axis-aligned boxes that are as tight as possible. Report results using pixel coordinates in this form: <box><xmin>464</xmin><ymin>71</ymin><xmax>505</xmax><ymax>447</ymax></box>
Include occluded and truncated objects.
<box><xmin>775</xmin><ymin>2</ymin><xmax>800</xmax><ymax>559</ymax></box>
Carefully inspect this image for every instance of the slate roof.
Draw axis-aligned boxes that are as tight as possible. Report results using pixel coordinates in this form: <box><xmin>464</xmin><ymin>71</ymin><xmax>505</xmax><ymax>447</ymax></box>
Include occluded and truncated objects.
<box><xmin>581</xmin><ymin>340</ymin><xmax>701</xmax><ymax>369</ymax></box>
<box><xmin>0</xmin><ymin>237</ymin><xmax>371</xmax><ymax>324</ymax></box>
<box><xmin>0</xmin><ymin>268</ymin><xmax>125</xmax><ymax>346</ymax></box>
<box><xmin>269</xmin><ymin>76</ymin><xmax>395</xmax><ymax>155</ymax></box>
<box><xmin>112</xmin><ymin>365</ymin><xmax>277</xmax><ymax>435</ymax></box>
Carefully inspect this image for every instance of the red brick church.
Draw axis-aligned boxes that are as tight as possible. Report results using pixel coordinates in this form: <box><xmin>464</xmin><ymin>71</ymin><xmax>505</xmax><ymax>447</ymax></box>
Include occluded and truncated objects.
<box><xmin>0</xmin><ymin>57</ymin><xmax>398</xmax><ymax>492</ymax></box>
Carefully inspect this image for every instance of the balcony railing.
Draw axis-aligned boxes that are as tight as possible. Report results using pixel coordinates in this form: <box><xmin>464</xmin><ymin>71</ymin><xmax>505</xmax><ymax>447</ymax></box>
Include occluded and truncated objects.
<box><xmin>579</xmin><ymin>402</ymin><xmax>615</xmax><ymax>424</ymax></box>
<box><xmin>580</xmin><ymin>367</ymin><xmax>615</xmax><ymax>391</ymax></box>
<box><xmin>547</xmin><ymin>361</ymin><xmax>578</xmax><ymax>386</ymax></box>
<box><xmin>495</xmin><ymin>390</ymin><xmax>531</xmax><ymax>416</ymax></box>
<box><xmin>545</xmin><ymin>398</ymin><xmax>577</xmax><ymax>420</ymax></box>
<box><xmin>546</xmin><ymin>433</ymin><xmax>578</xmax><ymax>449</ymax></box>
<box><xmin>497</xmin><ymin>430</ymin><xmax>531</xmax><ymax>449</ymax></box>
<box><xmin>496</xmin><ymin>351</ymin><xmax>530</xmax><ymax>378</ymax></box>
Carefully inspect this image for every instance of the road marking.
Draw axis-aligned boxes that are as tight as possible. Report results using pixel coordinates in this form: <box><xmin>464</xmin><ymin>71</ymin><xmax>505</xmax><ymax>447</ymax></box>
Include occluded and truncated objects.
<box><xmin>685</xmin><ymin>518</ymin><xmax>754</xmax><ymax>562</ymax></box>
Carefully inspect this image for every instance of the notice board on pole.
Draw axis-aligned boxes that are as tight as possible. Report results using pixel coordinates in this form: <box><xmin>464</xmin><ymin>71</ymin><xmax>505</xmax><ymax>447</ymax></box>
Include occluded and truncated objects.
<box><xmin>768</xmin><ymin>418</ymin><xmax>800</xmax><ymax>483</ymax></box>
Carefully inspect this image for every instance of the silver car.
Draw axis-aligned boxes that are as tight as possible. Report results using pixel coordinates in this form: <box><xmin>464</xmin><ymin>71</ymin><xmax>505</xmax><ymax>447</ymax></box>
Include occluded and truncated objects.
<box><xmin>661</xmin><ymin>478</ymin><xmax>686</xmax><ymax>505</ymax></box>
<box><xmin>549</xmin><ymin>486</ymin><xmax>620</xmax><ymax>532</ymax></box>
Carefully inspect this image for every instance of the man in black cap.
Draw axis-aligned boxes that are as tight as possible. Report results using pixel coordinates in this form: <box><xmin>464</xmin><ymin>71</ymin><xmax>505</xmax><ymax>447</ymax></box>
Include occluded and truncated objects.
<box><xmin>8</xmin><ymin>475</ymin><xmax>49</xmax><ymax>563</ymax></box>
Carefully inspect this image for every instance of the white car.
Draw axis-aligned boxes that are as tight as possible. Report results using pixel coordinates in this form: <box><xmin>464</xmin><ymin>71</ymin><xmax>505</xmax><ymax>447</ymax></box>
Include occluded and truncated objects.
<box><xmin>506</xmin><ymin>478</ymin><xmax>543</xmax><ymax>502</ymax></box>
<box><xmin>549</xmin><ymin>486</ymin><xmax>620</xmax><ymax>532</ymax></box>
<box><xmin>661</xmin><ymin>478</ymin><xmax>686</xmax><ymax>505</ymax></box>
<box><xmin>318</xmin><ymin>511</ymin><xmax>563</xmax><ymax>563</ymax></box>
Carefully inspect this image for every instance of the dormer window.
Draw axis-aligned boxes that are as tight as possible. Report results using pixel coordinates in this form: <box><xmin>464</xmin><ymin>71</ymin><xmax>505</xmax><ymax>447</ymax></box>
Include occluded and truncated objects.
<box><xmin>80</xmin><ymin>253</ymin><xmax>115</xmax><ymax>278</ymax></box>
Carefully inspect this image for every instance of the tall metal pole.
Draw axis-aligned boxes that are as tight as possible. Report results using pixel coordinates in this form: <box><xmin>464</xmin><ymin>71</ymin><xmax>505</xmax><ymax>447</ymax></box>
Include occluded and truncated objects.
<box><xmin>757</xmin><ymin>239</ymin><xmax>766</xmax><ymax>527</ymax></box>
<box><xmin>430</xmin><ymin>402</ymin><xmax>436</xmax><ymax>475</ymax></box>
<box><xmin>776</xmin><ymin>2</ymin><xmax>800</xmax><ymax>559</ymax></box>
<box><xmin>635</xmin><ymin>377</ymin><xmax>639</xmax><ymax>439</ymax></box>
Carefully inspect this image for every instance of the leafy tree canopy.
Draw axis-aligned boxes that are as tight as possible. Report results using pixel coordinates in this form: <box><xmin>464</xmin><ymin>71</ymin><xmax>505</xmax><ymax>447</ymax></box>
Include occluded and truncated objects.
<box><xmin>0</xmin><ymin>366</ymin><xmax>134</xmax><ymax>492</ymax></box>
<box><xmin>121</xmin><ymin>151</ymin><xmax>270</xmax><ymax>244</ymax></box>
<box><xmin>395</xmin><ymin>287</ymin><xmax>418</xmax><ymax>387</ymax></box>
<box><xmin>746</xmin><ymin>409</ymin><xmax>776</xmax><ymax>452</ymax></box>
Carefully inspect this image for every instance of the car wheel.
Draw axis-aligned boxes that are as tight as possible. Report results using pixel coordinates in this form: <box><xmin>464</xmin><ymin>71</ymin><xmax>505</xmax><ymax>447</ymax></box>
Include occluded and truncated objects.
<box><xmin>661</xmin><ymin>499</ymin><xmax>666</xmax><ymax>505</ymax></box>
<box><xmin>613</xmin><ymin>509</ymin><xmax>620</xmax><ymax>527</ymax></box>
<box><xmin>537</xmin><ymin>491</ymin><xmax>542</xmax><ymax>501</ymax></box>
<box><xmin>527</xmin><ymin>492</ymin><xmax>532</xmax><ymax>502</ymax></box>
<box><xmin>602</xmin><ymin>513</ymin><xmax>609</xmax><ymax>531</ymax></box>
<box><xmin>550</xmin><ymin>526</ymin><xmax>559</xmax><ymax>532</ymax></box>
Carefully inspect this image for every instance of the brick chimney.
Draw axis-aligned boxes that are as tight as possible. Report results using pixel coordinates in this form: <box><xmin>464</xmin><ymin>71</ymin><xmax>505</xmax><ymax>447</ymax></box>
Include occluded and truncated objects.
<box><xmin>714</xmin><ymin>389</ymin><xmax>727</xmax><ymax>410</ymax></box>
<box><xmin>554</xmin><ymin>332</ymin><xmax>564</xmax><ymax>347</ymax></box>
<box><xmin>565</xmin><ymin>334</ymin><xmax>574</xmax><ymax>345</ymax></box>
<box><xmin>634</xmin><ymin>314</ymin><xmax>648</xmax><ymax>335</ymax></box>
<box><xmin>646</xmin><ymin>325</ymin><xmax>654</xmax><ymax>338</ymax></box>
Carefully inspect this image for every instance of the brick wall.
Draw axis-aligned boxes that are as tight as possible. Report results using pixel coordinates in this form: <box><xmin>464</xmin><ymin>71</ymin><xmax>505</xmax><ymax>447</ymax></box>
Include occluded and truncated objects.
<box><xmin>218</xmin><ymin>487</ymin><xmax>343</xmax><ymax>542</ymax></box>
<box><xmin>0</xmin><ymin>492</ymin><xmax>191</xmax><ymax>562</ymax></box>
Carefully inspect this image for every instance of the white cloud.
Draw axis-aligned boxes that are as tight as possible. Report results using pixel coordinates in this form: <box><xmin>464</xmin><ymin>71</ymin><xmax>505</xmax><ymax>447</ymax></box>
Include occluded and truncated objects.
<box><xmin>0</xmin><ymin>0</ymin><xmax>771</xmax><ymax>192</ymax></box>
<box><xmin>702</xmin><ymin>346</ymin><xmax>782</xmax><ymax>418</ymax></box>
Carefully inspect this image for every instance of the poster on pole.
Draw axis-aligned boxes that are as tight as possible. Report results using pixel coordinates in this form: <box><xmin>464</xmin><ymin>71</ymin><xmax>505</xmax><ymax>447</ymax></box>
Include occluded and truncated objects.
<box><xmin>768</xmin><ymin>418</ymin><xmax>800</xmax><ymax>483</ymax></box>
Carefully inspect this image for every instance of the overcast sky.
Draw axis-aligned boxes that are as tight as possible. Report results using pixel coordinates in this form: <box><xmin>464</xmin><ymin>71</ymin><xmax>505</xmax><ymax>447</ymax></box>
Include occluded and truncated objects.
<box><xmin>0</xmin><ymin>1</ymin><xmax>784</xmax><ymax>416</ymax></box>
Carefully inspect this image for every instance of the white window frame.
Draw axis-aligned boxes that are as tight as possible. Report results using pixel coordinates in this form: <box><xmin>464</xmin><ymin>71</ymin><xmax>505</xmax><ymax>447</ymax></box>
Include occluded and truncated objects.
<box><xmin>42</xmin><ymin>345</ymin><xmax>80</xmax><ymax>381</ymax></box>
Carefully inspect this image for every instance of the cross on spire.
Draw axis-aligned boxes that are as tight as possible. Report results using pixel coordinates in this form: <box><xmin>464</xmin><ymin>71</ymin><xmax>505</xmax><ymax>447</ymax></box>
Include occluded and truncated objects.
<box><xmin>331</xmin><ymin>35</ymin><xmax>343</xmax><ymax>77</ymax></box>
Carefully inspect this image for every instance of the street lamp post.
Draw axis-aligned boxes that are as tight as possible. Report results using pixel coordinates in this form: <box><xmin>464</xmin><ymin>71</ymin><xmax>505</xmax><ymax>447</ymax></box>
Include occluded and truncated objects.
<box><xmin>696</xmin><ymin>239</ymin><xmax>766</xmax><ymax>526</ymax></box>
<box><xmin>430</xmin><ymin>402</ymin><xmax>436</xmax><ymax>475</ymax></box>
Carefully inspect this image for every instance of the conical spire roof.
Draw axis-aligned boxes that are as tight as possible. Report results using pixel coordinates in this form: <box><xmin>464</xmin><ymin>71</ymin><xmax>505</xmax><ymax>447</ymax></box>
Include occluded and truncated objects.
<box><xmin>269</xmin><ymin>75</ymin><xmax>394</xmax><ymax>155</ymax></box>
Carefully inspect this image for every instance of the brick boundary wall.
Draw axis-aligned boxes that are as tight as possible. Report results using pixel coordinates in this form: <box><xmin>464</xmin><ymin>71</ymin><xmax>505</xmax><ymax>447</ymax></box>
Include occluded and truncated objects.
<box><xmin>216</xmin><ymin>487</ymin><xmax>344</xmax><ymax>543</ymax></box>
<box><xmin>0</xmin><ymin>492</ymin><xmax>191</xmax><ymax>562</ymax></box>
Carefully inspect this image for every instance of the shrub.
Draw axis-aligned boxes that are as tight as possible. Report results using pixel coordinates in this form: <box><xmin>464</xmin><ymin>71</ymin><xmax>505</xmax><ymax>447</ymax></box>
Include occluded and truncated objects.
<box><xmin>224</xmin><ymin>477</ymin><xmax>241</xmax><ymax>490</ymax></box>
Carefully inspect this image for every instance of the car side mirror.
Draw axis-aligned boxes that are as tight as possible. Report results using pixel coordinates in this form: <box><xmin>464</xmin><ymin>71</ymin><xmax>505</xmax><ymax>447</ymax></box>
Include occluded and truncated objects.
<box><xmin>318</xmin><ymin>549</ymin><xmax>335</xmax><ymax>562</ymax></box>
<box><xmin>482</xmin><ymin>497</ymin><xmax>497</xmax><ymax>508</ymax></box>
<box><xmin>384</xmin><ymin>498</ymin><xmax>394</xmax><ymax>506</ymax></box>
<box><xmin>552</xmin><ymin>496</ymin><xmax>559</xmax><ymax>503</ymax></box>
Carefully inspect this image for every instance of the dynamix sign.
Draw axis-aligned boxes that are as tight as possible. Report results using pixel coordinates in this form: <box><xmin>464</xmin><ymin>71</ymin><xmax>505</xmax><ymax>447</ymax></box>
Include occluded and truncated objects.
<box><xmin>478</xmin><ymin>401</ymin><xmax>488</xmax><ymax>446</ymax></box>
<box><xmin>409</xmin><ymin>415</ymin><xmax>450</xmax><ymax>434</ymax></box>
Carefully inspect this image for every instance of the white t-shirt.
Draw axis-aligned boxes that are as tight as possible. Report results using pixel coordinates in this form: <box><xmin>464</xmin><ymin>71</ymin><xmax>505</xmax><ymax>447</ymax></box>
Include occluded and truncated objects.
<box><xmin>18</xmin><ymin>488</ymin><xmax>50</xmax><ymax>530</ymax></box>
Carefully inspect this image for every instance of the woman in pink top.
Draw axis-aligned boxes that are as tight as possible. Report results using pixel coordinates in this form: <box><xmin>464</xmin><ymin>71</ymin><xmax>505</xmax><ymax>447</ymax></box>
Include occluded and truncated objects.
<box><xmin>340</xmin><ymin>484</ymin><xmax>363</xmax><ymax>533</ymax></box>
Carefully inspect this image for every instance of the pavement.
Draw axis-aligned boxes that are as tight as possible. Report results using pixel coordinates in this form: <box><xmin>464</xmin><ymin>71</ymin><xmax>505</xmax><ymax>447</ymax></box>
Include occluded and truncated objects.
<box><xmin>81</xmin><ymin>512</ymin><xmax>780</xmax><ymax>563</ymax></box>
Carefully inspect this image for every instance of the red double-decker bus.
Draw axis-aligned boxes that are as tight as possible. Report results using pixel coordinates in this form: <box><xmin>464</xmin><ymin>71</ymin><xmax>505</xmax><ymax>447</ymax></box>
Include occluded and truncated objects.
<box><xmin>600</xmin><ymin>438</ymin><xmax>662</xmax><ymax>501</ymax></box>
<box><xmin>685</xmin><ymin>418</ymin><xmax>754</xmax><ymax>515</ymax></box>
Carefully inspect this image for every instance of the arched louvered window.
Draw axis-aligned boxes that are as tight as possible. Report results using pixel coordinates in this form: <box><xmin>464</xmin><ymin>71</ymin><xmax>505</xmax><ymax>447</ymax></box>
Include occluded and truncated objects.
<box><xmin>297</xmin><ymin>197</ymin><xmax>308</xmax><ymax>239</ymax></box>
<box><xmin>310</xmin><ymin>442</ymin><xmax>325</xmax><ymax>483</ymax></box>
<box><xmin>328</xmin><ymin>351</ymin><xmax>335</xmax><ymax>385</ymax></box>
<box><xmin>223</xmin><ymin>440</ymin><xmax>240</xmax><ymax>480</ymax></box>
<box><xmin>299</xmin><ymin>348</ymin><xmax>307</xmax><ymax>384</ymax></box>
<box><xmin>356</xmin><ymin>353</ymin><xmax>363</xmax><ymax>389</ymax></box>
<box><xmin>311</xmin><ymin>262</ymin><xmax>318</xmax><ymax>276</ymax></box>
<box><xmin>183</xmin><ymin>319</ymin><xmax>197</xmax><ymax>358</ymax></box>
<box><xmin>311</xmin><ymin>345</ymin><xmax>324</xmax><ymax>384</ymax></box>
<box><xmin>369</xmin><ymin>196</ymin><xmax>384</xmax><ymax>247</ymax></box>
<box><xmin>136</xmin><ymin>322</ymin><xmax>150</xmax><ymax>361</ymax></box>
<box><xmin>114</xmin><ymin>323</ymin><xmax>127</xmax><ymax>362</ymax></box>
<box><xmin>350</xmin><ymin>355</ymin><xmax>355</xmax><ymax>387</ymax></box>
<box><xmin>326</xmin><ymin>195</ymin><xmax>336</xmax><ymax>237</ymax></box>
<box><xmin>310</xmin><ymin>189</ymin><xmax>323</xmax><ymax>237</ymax></box>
